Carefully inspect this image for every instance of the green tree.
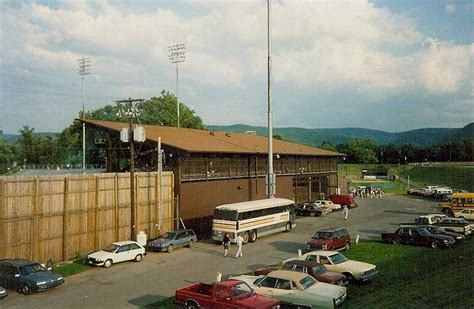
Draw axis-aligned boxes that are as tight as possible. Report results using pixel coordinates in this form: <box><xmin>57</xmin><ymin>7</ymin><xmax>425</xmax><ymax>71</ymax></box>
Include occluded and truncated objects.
<box><xmin>320</xmin><ymin>140</ymin><xmax>337</xmax><ymax>152</ymax></box>
<box><xmin>0</xmin><ymin>139</ymin><xmax>15</xmax><ymax>173</ymax></box>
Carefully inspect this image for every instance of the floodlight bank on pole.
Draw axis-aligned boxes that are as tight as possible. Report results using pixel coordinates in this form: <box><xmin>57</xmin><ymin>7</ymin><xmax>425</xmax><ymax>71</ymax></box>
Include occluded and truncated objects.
<box><xmin>168</xmin><ymin>43</ymin><xmax>186</xmax><ymax>128</ymax></box>
<box><xmin>78</xmin><ymin>58</ymin><xmax>91</xmax><ymax>169</ymax></box>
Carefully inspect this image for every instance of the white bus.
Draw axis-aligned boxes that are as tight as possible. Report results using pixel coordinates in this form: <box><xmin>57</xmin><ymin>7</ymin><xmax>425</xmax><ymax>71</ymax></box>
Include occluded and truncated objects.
<box><xmin>212</xmin><ymin>198</ymin><xmax>296</xmax><ymax>243</ymax></box>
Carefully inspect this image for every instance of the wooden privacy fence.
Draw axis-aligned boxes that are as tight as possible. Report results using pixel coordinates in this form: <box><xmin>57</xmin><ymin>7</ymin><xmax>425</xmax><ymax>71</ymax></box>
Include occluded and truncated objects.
<box><xmin>0</xmin><ymin>172</ymin><xmax>175</xmax><ymax>263</ymax></box>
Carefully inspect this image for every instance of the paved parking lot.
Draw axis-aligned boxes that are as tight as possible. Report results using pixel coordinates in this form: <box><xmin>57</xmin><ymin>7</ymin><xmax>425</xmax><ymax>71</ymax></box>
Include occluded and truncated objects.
<box><xmin>2</xmin><ymin>195</ymin><xmax>440</xmax><ymax>309</ymax></box>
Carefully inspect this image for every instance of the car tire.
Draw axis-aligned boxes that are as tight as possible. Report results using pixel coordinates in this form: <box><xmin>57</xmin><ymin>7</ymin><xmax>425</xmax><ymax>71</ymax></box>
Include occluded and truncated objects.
<box><xmin>310</xmin><ymin>212</ymin><xmax>315</xmax><ymax>217</ymax></box>
<box><xmin>104</xmin><ymin>259</ymin><xmax>113</xmax><ymax>268</ymax></box>
<box><xmin>167</xmin><ymin>245</ymin><xmax>174</xmax><ymax>253</ymax></box>
<box><xmin>392</xmin><ymin>237</ymin><xmax>401</xmax><ymax>245</ymax></box>
<box><xmin>135</xmin><ymin>254</ymin><xmax>143</xmax><ymax>262</ymax></box>
<box><xmin>249</xmin><ymin>230</ymin><xmax>257</xmax><ymax>243</ymax></box>
<box><xmin>343</xmin><ymin>272</ymin><xmax>355</xmax><ymax>282</ymax></box>
<box><xmin>187</xmin><ymin>240</ymin><xmax>194</xmax><ymax>248</ymax></box>
<box><xmin>285</xmin><ymin>222</ymin><xmax>292</xmax><ymax>232</ymax></box>
<box><xmin>430</xmin><ymin>241</ymin><xmax>439</xmax><ymax>249</ymax></box>
<box><xmin>20</xmin><ymin>284</ymin><xmax>31</xmax><ymax>295</ymax></box>
<box><xmin>185</xmin><ymin>300</ymin><xmax>199</xmax><ymax>309</ymax></box>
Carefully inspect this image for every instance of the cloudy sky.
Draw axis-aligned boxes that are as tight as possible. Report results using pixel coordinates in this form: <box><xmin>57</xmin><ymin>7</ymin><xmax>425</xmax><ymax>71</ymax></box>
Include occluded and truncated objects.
<box><xmin>0</xmin><ymin>0</ymin><xmax>472</xmax><ymax>134</ymax></box>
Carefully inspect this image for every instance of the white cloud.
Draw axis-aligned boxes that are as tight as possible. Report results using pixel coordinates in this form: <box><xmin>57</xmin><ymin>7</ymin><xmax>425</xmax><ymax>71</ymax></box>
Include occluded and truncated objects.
<box><xmin>416</xmin><ymin>40</ymin><xmax>472</xmax><ymax>94</ymax></box>
<box><xmin>445</xmin><ymin>3</ymin><xmax>456</xmax><ymax>15</ymax></box>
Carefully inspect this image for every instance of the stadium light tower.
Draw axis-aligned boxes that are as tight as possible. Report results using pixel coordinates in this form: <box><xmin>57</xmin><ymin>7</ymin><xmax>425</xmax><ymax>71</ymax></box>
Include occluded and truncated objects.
<box><xmin>78</xmin><ymin>58</ymin><xmax>91</xmax><ymax>169</ymax></box>
<box><xmin>168</xmin><ymin>43</ymin><xmax>186</xmax><ymax>128</ymax></box>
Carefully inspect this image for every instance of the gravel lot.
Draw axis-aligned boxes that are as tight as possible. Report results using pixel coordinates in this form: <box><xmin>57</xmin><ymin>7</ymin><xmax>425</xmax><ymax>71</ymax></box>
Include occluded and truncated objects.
<box><xmin>2</xmin><ymin>194</ymin><xmax>440</xmax><ymax>309</ymax></box>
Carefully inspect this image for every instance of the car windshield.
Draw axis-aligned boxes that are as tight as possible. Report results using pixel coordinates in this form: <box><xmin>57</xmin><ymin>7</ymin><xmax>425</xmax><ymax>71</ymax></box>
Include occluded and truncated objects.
<box><xmin>329</xmin><ymin>253</ymin><xmax>348</xmax><ymax>264</ymax></box>
<box><xmin>312</xmin><ymin>265</ymin><xmax>326</xmax><ymax>274</ymax></box>
<box><xmin>299</xmin><ymin>275</ymin><xmax>317</xmax><ymax>289</ymax></box>
<box><xmin>19</xmin><ymin>263</ymin><xmax>45</xmax><ymax>276</ymax></box>
<box><xmin>160</xmin><ymin>232</ymin><xmax>177</xmax><ymax>239</ymax></box>
<box><xmin>313</xmin><ymin>231</ymin><xmax>332</xmax><ymax>239</ymax></box>
<box><xmin>231</xmin><ymin>282</ymin><xmax>254</xmax><ymax>299</ymax></box>
<box><xmin>418</xmin><ymin>228</ymin><xmax>432</xmax><ymax>236</ymax></box>
<box><xmin>103</xmin><ymin>244</ymin><xmax>119</xmax><ymax>253</ymax></box>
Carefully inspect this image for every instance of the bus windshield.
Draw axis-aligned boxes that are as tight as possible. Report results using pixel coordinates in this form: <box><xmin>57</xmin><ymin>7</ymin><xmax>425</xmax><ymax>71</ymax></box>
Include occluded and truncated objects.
<box><xmin>214</xmin><ymin>209</ymin><xmax>238</xmax><ymax>221</ymax></box>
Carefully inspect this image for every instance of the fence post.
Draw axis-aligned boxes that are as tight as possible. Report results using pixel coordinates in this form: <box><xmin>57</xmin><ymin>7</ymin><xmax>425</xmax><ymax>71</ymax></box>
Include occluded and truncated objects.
<box><xmin>0</xmin><ymin>179</ymin><xmax>5</xmax><ymax>258</ymax></box>
<box><xmin>114</xmin><ymin>173</ymin><xmax>119</xmax><ymax>241</ymax></box>
<box><xmin>63</xmin><ymin>177</ymin><xmax>69</xmax><ymax>262</ymax></box>
<box><xmin>94</xmin><ymin>176</ymin><xmax>99</xmax><ymax>250</ymax></box>
<box><xmin>32</xmin><ymin>177</ymin><xmax>39</xmax><ymax>261</ymax></box>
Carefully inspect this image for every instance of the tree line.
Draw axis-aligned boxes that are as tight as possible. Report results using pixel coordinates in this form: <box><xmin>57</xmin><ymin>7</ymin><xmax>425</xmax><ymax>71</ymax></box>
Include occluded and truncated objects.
<box><xmin>321</xmin><ymin>138</ymin><xmax>473</xmax><ymax>164</ymax></box>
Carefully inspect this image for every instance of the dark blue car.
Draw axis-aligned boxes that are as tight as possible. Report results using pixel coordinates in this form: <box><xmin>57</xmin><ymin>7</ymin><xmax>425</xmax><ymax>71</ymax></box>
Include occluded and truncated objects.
<box><xmin>0</xmin><ymin>259</ymin><xmax>64</xmax><ymax>295</ymax></box>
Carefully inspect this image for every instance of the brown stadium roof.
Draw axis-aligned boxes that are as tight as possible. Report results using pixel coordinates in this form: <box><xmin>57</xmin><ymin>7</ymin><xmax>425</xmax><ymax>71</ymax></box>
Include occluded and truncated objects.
<box><xmin>81</xmin><ymin>119</ymin><xmax>343</xmax><ymax>157</ymax></box>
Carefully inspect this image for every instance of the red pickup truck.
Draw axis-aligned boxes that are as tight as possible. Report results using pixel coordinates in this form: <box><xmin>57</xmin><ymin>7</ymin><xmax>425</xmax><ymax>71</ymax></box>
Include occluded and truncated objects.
<box><xmin>175</xmin><ymin>279</ymin><xmax>280</xmax><ymax>309</ymax></box>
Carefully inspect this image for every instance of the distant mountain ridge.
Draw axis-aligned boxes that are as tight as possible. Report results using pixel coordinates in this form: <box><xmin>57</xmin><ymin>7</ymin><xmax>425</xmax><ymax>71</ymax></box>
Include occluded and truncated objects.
<box><xmin>207</xmin><ymin>123</ymin><xmax>473</xmax><ymax>147</ymax></box>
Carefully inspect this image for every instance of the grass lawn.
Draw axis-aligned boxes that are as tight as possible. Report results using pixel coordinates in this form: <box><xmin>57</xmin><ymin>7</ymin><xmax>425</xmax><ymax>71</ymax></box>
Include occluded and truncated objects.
<box><xmin>54</xmin><ymin>259</ymin><xmax>92</xmax><ymax>277</ymax></box>
<box><xmin>341</xmin><ymin>240</ymin><xmax>474</xmax><ymax>308</ymax></box>
<box><xmin>396</xmin><ymin>165</ymin><xmax>474</xmax><ymax>192</ymax></box>
<box><xmin>144</xmin><ymin>240</ymin><xmax>474</xmax><ymax>309</ymax></box>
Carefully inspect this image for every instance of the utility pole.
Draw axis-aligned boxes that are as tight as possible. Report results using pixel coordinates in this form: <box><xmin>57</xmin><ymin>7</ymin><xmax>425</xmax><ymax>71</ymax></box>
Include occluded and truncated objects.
<box><xmin>168</xmin><ymin>43</ymin><xmax>186</xmax><ymax>128</ymax></box>
<box><xmin>78</xmin><ymin>58</ymin><xmax>91</xmax><ymax>169</ymax></box>
<box><xmin>267</xmin><ymin>0</ymin><xmax>275</xmax><ymax>198</ymax></box>
<box><xmin>117</xmin><ymin>98</ymin><xmax>144</xmax><ymax>241</ymax></box>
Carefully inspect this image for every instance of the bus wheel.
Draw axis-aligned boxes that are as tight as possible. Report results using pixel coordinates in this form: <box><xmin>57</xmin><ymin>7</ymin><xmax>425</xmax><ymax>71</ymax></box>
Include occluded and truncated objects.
<box><xmin>242</xmin><ymin>231</ymin><xmax>250</xmax><ymax>243</ymax></box>
<box><xmin>249</xmin><ymin>230</ymin><xmax>257</xmax><ymax>243</ymax></box>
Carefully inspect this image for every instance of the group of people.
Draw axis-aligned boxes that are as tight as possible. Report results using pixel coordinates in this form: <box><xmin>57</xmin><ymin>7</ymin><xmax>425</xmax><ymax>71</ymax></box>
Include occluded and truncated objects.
<box><xmin>222</xmin><ymin>233</ymin><xmax>243</xmax><ymax>258</ymax></box>
<box><xmin>350</xmin><ymin>186</ymin><xmax>384</xmax><ymax>198</ymax></box>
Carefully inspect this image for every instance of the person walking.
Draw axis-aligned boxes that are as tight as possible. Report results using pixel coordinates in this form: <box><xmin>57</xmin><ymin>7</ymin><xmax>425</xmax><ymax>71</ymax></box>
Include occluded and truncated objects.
<box><xmin>343</xmin><ymin>204</ymin><xmax>349</xmax><ymax>220</ymax></box>
<box><xmin>222</xmin><ymin>234</ymin><xmax>230</xmax><ymax>257</ymax></box>
<box><xmin>235</xmin><ymin>233</ymin><xmax>243</xmax><ymax>258</ymax></box>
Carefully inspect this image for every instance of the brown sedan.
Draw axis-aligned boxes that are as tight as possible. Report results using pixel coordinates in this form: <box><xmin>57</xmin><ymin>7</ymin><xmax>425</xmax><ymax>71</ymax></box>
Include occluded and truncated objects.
<box><xmin>254</xmin><ymin>259</ymin><xmax>348</xmax><ymax>286</ymax></box>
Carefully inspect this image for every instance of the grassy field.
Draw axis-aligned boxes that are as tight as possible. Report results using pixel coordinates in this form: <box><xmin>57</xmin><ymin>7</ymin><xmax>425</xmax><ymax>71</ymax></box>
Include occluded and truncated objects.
<box><xmin>339</xmin><ymin>163</ymin><xmax>473</xmax><ymax>193</ymax></box>
<box><xmin>144</xmin><ymin>240</ymin><xmax>474</xmax><ymax>308</ymax></box>
<box><xmin>396</xmin><ymin>165</ymin><xmax>474</xmax><ymax>191</ymax></box>
<box><xmin>342</xmin><ymin>240</ymin><xmax>474</xmax><ymax>308</ymax></box>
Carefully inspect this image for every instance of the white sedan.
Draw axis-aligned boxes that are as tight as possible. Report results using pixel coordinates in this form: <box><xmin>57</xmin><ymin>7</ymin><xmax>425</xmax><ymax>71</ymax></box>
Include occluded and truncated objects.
<box><xmin>315</xmin><ymin>200</ymin><xmax>341</xmax><ymax>211</ymax></box>
<box><xmin>286</xmin><ymin>250</ymin><xmax>378</xmax><ymax>282</ymax></box>
<box><xmin>86</xmin><ymin>241</ymin><xmax>146</xmax><ymax>268</ymax></box>
<box><xmin>454</xmin><ymin>209</ymin><xmax>474</xmax><ymax>221</ymax></box>
<box><xmin>232</xmin><ymin>270</ymin><xmax>346</xmax><ymax>308</ymax></box>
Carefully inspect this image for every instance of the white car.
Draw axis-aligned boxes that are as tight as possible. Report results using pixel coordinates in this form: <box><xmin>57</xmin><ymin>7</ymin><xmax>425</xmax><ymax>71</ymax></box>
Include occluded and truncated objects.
<box><xmin>232</xmin><ymin>270</ymin><xmax>346</xmax><ymax>308</ymax></box>
<box><xmin>285</xmin><ymin>250</ymin><xmax>378</xmax><ymax>282</ymax></box>
<box><xmin>314</xmin><ymin>200</ymin><xmax>341</xmax><ymax>211</ymax></box>
<box><xmin>454</xmin><ymin>209</ymin><xmax>474</xmax><ymax>221</ymax></box>
<box><xmin>86</xmin><ymin>241</ymin><xmax>146</xmax><ymax>268</ymax></box>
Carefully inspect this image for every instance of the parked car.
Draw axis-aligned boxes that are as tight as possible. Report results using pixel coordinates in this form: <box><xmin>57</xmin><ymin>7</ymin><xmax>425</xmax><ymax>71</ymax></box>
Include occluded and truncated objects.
<box><xmin>306</xmin><ymin>228</ymin><xmax>351</xmax><ymax>251</ymax></box>
<box><xmin>146</xmin><ymin>229</ymin><xmax>197</xmax><ymax>252</ymax></box>
<box><xmin>414</xmin><ymin>215</ymin><xmax>472</xmax><ymax>235</ymax></box>
<box><xmin>454</xmin><ymin>209</ymin><xmax>474</xmax><ymax>221</ymax></box>
<box><xmin>294</xmin><ymin>203</ymin><xmax>331</xmax><ymax>217</ymax></box>
<box><xmin>0</xmin><ymin>286</ymin><xmax>7</xmax><ymax>299</ymax></box>
<box><xmin>86</xmin><ymin>241</ymin><xmax>146</xmax><ymax>268</ymax></box>
<box><xmin>314</xmin><ymin>200</ymin><xmax>341</xmax><ymax>211</ymax></box>
<box><xmin>381</xmin><ymin>226</ymin><xmax>455</xmax><ymax>248</ymax></box>
<box><xmin>0</xmin><ymin>259</ymin><xmax>64</xmax><ymax>295</ymax></box>
<box><xmin>418</xmin><ymin>225</ymin><xmax>465</xmax><ymax>243</ymax></box>
<box><xmin>288</xmin><ymin>251</ymin><xmax>378</xmax><ymax>282</ymax></box>
<box><xmin>330</xmin><ymin>194</ymin><xmax>357</xmax><ymax>208</ymax></box>
<box><xmin>254</xmin><ymin>259</ymin><xmax>348</xmax><ymax>286</ymax></box>
<box><xmin>232</xmin><ymin>270</ymin><xmax>347</xmax><ymax>308</ymax></box>
<box><xmin>174</xmin><ymin>279</ymin><xmax>280</xmax><ymax>309</ymax></box>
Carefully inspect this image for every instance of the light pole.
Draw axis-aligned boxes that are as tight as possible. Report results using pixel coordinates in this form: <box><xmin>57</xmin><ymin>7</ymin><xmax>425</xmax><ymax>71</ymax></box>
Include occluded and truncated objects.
<box><xmin>78</xmin><ymin>58</ymin><xmax>91</xmax><ymax>169</ymax></box>
<box><xmin>267</xmin><ymin>0</ymin><xmax>275</xmax><ymax>198</ymax></box>
<box><xmin>168</xmin><ymin>43</ymin><xmax>186</xmax><ymax>128</ymax></box>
